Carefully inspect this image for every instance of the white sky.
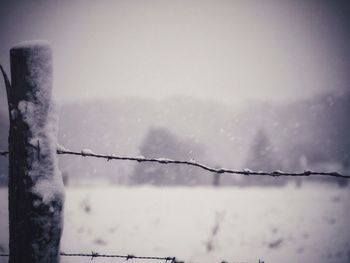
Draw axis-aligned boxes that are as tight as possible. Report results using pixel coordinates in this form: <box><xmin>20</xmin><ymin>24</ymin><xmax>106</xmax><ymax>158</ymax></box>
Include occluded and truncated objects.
<box><xmin>0</xmin><ymin>0</ymin><xmax>349</xmax><ymax>103</ymax></box>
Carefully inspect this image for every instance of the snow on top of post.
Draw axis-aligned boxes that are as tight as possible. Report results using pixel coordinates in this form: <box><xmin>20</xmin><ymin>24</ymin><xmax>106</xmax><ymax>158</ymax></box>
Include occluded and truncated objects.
<box><xmin>11</xmin><ymin>40</ymin><xmax>51</xmax><ymax>51</ymax></box>
<box><xmin>11</xmin><ymin>40</ymin><xmax>53</xmax><ymax>110</ymax></box>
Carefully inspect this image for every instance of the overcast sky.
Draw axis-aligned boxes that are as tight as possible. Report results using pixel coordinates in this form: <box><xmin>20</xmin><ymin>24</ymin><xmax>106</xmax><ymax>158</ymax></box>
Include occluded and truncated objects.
<box><xmin>0</xmin><ymin>0</ymin><xmax>349</xmax><ymax>104</ymax></box>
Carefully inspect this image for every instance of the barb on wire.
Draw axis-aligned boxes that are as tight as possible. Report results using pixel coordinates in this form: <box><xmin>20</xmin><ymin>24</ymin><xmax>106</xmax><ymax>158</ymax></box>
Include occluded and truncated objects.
<box><xmin>0</xmin><ymin>150</ymin><xmax>8</xmax><ymax>156</ymax></box>
<box><xmin>0</xmin><ymin>252</ymin><xmax>183</xmax><ymax>262</ymax></box>
<box><xmin>56</xmin><ymin>148</ymin><xmax>350</xmax><ymax>179</ymax></box>
<box><xmin>1</xmin><ymin>147</ymin><xmax>349</xmax><ymax>179</ymax></box>
<box><xmin>59</xmin><ymin>252</ymin><xmax>176</xmax><ymax>261</ymax></box>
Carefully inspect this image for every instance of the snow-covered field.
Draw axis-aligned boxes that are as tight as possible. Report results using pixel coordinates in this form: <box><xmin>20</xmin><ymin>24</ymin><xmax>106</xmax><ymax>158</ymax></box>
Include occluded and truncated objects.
<box><xmin>0</xmin><ymin>183</ymin><xmax>349</xmax><ymax>263</ymax></box>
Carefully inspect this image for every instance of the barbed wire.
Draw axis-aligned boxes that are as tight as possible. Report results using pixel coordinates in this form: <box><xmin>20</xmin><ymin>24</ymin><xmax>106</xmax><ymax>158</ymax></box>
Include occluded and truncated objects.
<box><xmin>58</xmin><ymin>148</ymin><xmax>350</xmax><ymax>179</ymax></box>
<box><xmin>1</xmin><ymin>147</ymin><xmax>349</xmax><ymax>179</ymax></box>
<box><xmin>0</xmin><ymin>252</ymin><xmax>183</xmax><ymax>262</ymax></box>
<box><xmin>60</xmin><ymin>252</ymin><xmax>183</xmax><ymax>262</ymax></box>
<box><xmin>0</xmin><ymin>252</ymin><xmax>254</xmax><ymax>263</ymax></box>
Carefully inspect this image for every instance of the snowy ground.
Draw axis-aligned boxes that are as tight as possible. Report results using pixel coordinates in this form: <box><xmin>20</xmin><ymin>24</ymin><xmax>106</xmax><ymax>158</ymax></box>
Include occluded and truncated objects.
<box><xmin>0</xmin><ymin>183</ymin><xmax>349</xmax><ymax>263</ymax></box>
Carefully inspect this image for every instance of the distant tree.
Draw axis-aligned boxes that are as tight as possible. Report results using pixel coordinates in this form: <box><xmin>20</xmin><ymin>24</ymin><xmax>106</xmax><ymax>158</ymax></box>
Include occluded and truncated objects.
<box><xmin>246</xmin><ymin>129</ymin><xmax>275</xmax><ymax>171</ymax></box>
<box><xmin>130</xmin><ymin>127</ymin><xmax>209</xmax><ymax>186</ymax></box>
<box><xmin>244</xmin><ymin>129</ymin><xmax>286</xmax><ymax>186</ymax></box>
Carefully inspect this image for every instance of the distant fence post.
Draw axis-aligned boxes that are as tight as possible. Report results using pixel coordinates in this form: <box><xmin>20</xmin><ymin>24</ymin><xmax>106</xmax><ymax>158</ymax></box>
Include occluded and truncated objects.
<box><xmin>6</xmin><ymin>41</ymin><xmax>65</xmax><ymax>263</ymax></box>
<box><xmin>213</xmin><ymin>172</ymin><xmax>220</xmax><ymax>186</ymax></box>
<box><xmin>212</xmin><ymin>166</ymin><xmax>221</xmax><ymax>187</ymax></box>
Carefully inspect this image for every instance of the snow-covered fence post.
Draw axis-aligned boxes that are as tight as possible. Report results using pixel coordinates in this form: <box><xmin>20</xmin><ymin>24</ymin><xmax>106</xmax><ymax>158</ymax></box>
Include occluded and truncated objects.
<box><xmin>7</xmin><ymin>41</ymin><xmax>65</xmax><ymax>263</ymax></box>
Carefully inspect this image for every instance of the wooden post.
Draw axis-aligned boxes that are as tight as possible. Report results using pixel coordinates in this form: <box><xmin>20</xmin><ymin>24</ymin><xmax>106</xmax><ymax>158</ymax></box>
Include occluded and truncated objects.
<box><xmin>5</xmin><ymin>41</ymin><xmax>64</xmax><ymax>263</ymax></box>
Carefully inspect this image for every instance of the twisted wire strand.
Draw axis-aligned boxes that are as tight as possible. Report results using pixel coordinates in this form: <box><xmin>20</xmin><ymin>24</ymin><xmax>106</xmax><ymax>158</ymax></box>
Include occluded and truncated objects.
<box><xmin>56</xmin><ymin>148</ymin><xmax>350</xmax><ymax>179</ymax></box>
<box><xmin>59</xmin><ymin>252</ymin><xmax>181</xmax><ymax>262</ymax></box>
<box><xmin>1</xmin><ymin>147</ymin><xmax>349</xmax><ymax>179</ymax></box>
<box><xmin>0</xmin><ymin>252</ymin><xmax>186</xmax><ymax>262</ymax></box>
<box><xmin>0</xmin><ymin>252</ymin><xmax>252</xmax><ymax>263</ymax></box>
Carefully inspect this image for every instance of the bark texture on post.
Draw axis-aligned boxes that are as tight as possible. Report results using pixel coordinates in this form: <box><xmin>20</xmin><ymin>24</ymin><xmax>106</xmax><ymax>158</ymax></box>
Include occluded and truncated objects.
<box><xmin>7</xmin><ymin>41</ymin><xmax>64</xmax><ymax>263</ymax></box>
